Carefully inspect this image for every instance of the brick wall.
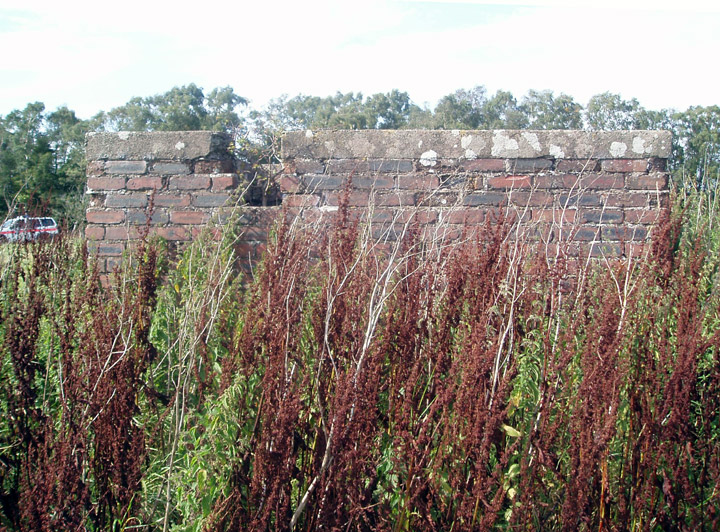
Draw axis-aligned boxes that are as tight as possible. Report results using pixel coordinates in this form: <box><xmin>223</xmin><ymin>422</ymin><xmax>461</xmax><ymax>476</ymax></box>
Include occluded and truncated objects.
<box><xmin>86</xmin><ymin>129</ymin><xmax>671</xmax><ymax>270</ymax></box>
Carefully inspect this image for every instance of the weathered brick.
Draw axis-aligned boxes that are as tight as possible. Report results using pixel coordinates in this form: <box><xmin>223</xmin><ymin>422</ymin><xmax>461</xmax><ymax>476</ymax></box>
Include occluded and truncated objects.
<box><xmin>396</xmin><ymin>175</ymin><xmax>440</xmax><ymax>190</ymax></box>
<box><xmin>85</xmin><ymin>225</ymin><xmax>105</xmax><ymax>240</ymax></box>
<box><xmin>105</xmin><ymin>226</ymin><xmax>140</xmax><ymax>240</ymax></box>
<box><xmin>368</xmin><ymin>160</ymin><xmax>414</xmax><ymax>173</ymax></box>
<box><xmin>168</xmin><ymin>176</ymin><xmax>211</xmax><ymax>190</ymax></box>
<box><xmin>154</xmin><ymin>227</ymin><xmax>190</xmax><ymax>241</ymax></box>
<box><xmin>170</xmin><ymin>211</ymin><xmax>210</xmax><ymax>224</ymax></box>
<box><xmin>303</xmin><ymin>175</ymin><xmax>346</xmax><ymax>190</ymax></box>
<box><xmin>585</xmin><ymin>242</ymin><xmax>624</xmax><ymax>258</ymax></box>
<box><xmin>105</xmin><ymin>161</ymin><xmax>147</xmax><ymax>175</ymax></box>
<box><xmin>324</xmin><ymin>191</ymin><xmax>370</xmax><ymax>207</ymax></box>
<box><xmin>280</xmin><ymin>175</ymin><xmax>301</xmax><ymax>193</ymax></box>
<box><xmin>154</xmin><ymin>194</ymin><xmax>191</xmax><ymax>207</ymax></box>
<box><xmin>86</xmin><ymin>161</ymin><xmax>106</xmax><ymax>176</ymax></box>
<box><xmin>459</xmin><ymin>159</ymin><xmax>505</xmax><ymax>172</ymax></box>
<box><xmin>192</xmin><ymin>193</ymin><xmax>231</xmax><ymax>208</ymax></box>
<box><xmin>211</xmin><ymin>174</ymin><xmax>238</xmax><ymax>191</ymax></box>
<box><xmin>556</xmin><ymin>159</ymin><xmax>600</xmax><ymax>172</ymax></box>
<box><xmin>624</xmin><ymin>209</ymin><xmax>662</xmax><ymax>224</ymax></box>
<box><xmin>532</xmin><ymin>209</ymin><xmax>576</xmax><ymax>223</ymax></box>
<box><xmin>573</xmin><ymin>226</ymin><xmax>600</xmax><ymax>241</ymax></box>
<box><xmin>626</xmin><ymin>174</ymin><xmax>669</xmax><ymax>190</ymax></box>
<box><xmin>325</xmin><ymin>160</ymin><xmax>369</xmax><ymax>174</ymax></box>
<box><xmin>580</xmin><ymin>209</ymin><xmax>623</xmax><ymax>224</ymax></box>
<box><xmin>535</xmin><ymin>175</ymin><xmax>569</xmax><ymax>189</ymax></box>
<box><xmin>87</xmin><ymin>177</ymin><xmax>126</xmax><ymax>191</ymax></box>
<box><xmin>487</xmin><ymin>175</ymin><xmax>531</xmax><ymax>189</ymax></box>
<box><xmin>194</xmin><ymin>159</ymin><xmax>236</xmax><ymax>174</ymax></box>
<box><xmin>445</xmin><ymin>208</ymin><xmax>485</xmax><ymax>224</ymax></box>
<box><xmin>283</xmin><ymin>194</ymin><xmax>321</xmax><ymax>208</ymax></box>
<box><xmin>558</xmin><ymin>193</ymin><xmax>603</xmax><ymax>207</ymax></box>
<box><xmin>601</xmin><ymin>159</ymin><xmax>648</xmax><ymax>173</ymax></box>
<box><xmin>375</xmin><ymin>192</ymin><xmax>416</xmax><ymax>207</ymax></box>
<box><xmin>603</xmin><ymin>225</ymin><xmax>648</xmax><ymax>241</ymax></box>
<box><xmin>152</xmin><ymin>162</ymin><xmax>191</xmax><ymax>175</ymax></box>
<box><xmin>284</xmin><ymin>159</ymin><xmax>325</xmax><ymax>174</ymax></box>
<box><xmin>126</xmin><ymin>211</ymin><xmax>169</xmax><ymax>225</ymax></box>
<box><xmin>606</xmin><ymin>193</ymin><xmax>648</xmax><ymax>208</ymax></box>
<box><xmin>505</xmin><ymin>158</ymin><xmax>553</xmax><ymax>172</ymax></box>
<box><xmin>86</xmin><ymin>209</ymin><xmax>125</xmax><ymax>224</ymax></box>
<box><xmin>105</xmin><ymin>194</ymin><xmax>148</xmax><ymax>208</ymax></box>
<box><xmin>578</xmin><ymin>174</ymin><xmax>625</xmax><ymax>189</ymax></box>
<box><xmin>463</xmin><ymin>193</ymin><xmax>507</xmax><ymax>207</ymax></box>
<box><xmin>510</xmin><ymin>190</ymin><xmax>553</xmax><ymax>207</ymax></box>
<box><xmin>350</xmin><ymin>177</ymin><xmax>394</xmax><ymax>189</ymax></box>
<box><xmin>96</xmin><ymin>243</ymin><xmax>125</xmax><ymax>256</ymax></box>
<box><xmin>127</xmin><ymin>176</ymin><xmax>163</xmax><ymax>190</ymax></box>
<box><xmin>395</xmin><ymin>209</ymin><xmax>438</xmax><ymax>224</ymax></box>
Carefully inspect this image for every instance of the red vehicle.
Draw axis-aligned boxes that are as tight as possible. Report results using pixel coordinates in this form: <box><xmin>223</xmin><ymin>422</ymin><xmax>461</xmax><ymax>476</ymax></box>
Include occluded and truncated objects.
<box><xmin>0</xmin><ymin>216</ymin><xmax>59</xmax><ymax>242</ymax></box>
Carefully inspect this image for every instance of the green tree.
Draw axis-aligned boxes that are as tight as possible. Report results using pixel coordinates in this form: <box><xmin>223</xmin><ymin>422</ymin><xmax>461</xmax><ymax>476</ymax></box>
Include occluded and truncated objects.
<box><xmin>520</xmin><ymin>90</ymin><xmax>583</xmax><ymax>129</ymax></box>
<box><xmin>432</xmin><ymin>86</ymin><xmax>487</xmax><ymax>129</ymax></box>
<box><xmin>671</xmin><ymin>105</ymin><xmax>720</xmax><ymax>187</ymax></box>
<box><xmin>584</xmin><ymin>92</ymin><xmax>643</xmax><ymax>130</ymax></box>
<box><xmin>99</xmin><ymin>84</ymin><xmax>247</xmax><ymax>133</ymax></box>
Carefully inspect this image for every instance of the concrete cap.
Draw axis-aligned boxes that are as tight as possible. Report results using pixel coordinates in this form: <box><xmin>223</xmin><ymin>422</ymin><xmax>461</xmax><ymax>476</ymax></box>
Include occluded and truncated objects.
<box><xmin>86</xmin><ymin>131</ymin><xmax>232</xmax><ymax>161</ymax></box>
<box><xmin>282</xmin><ymin>130</ymin><xmax>672</xmax><ymax>160</ymax></box>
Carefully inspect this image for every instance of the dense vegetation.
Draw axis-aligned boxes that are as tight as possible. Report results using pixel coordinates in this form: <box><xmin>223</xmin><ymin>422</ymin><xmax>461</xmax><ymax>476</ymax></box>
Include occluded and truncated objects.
<box><xmin>1</xmin><ymin>184</ymin><xmax>720</xmax><ymax>530</ymax></box>
<box><xmin>1</xmin><ymin>83</ymin><xmax>719</xmax><ymax>225</ymax></box>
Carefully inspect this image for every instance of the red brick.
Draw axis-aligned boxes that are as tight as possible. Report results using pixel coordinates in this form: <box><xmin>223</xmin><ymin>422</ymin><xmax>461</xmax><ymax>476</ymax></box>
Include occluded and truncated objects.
<box><xmin>395</xmin><ymin>209</ymin><xmax>438</xmax><ymax>224</ymax></box>
<box><xmin>211</xmin><ymin>174</ymin><xmax>238</xmax><ymax>191</ymax></box>
<box><xmin>87</xmin><ymin>177</ymin><xmax>126</xmax><ymax>191</ymax></box>
<box><xmin>154</xmin><ymin>194</ymin><xmax>191</xmax><ymax>207</ymax></box>
<box><xmin>325</xmin><ymin>191</ymin><xmax>370</xmax><ymax>207</ymax></box>
<box><xmin>487</xmin><ymin>175</ymin><xmax>531</xmax><ymax>189</ymax></box>
<box><xmin>445</xmin><ymin>208</ymin><xmax>485</xmax><ymax>224</ymax></box>
<box><xmin>105</xmin><ymin>226</ymin><xmax>140</xmax><ymax>240</ymax></box>
<box><xmin>154</xmin><ymin>227</ymin><xmax>190</xmax><ymax>241</ymax></box>
<box><xmin>127</xmin><ymin>176</ymin><xmax>163</xmax><ymax>190</ymax></box>
<box><xmin>280</xmin><ymin>175</ymin><xmax>301</xmax><ymax>193</ymax></box>
<box><xmin>580</xmin><ymin>209</ymin><xmax>623</xmax><ymax>224</ymax></box>
<box><xmin>624</xmin><ymin>209</ymin><xmax>663</xmax><ymax>224</ymax></box>
<box><xmin>375</xmin><ymin>192</ymin><xmax>416</xmax><ymax>207</ymax></box>
<box><xmin>510</xmin><ymin>190</ymin><xmax>553</xmax><ymax>207</ymax></box>
<box><xmin>170</xmin><ymin>211</ymin><xmax>210</xmax><ymax>224</ymax></box>
<box><xmin>578</xmin><ymin>174</ymin><xmax>625</xmax><ymax>189</ymax></box>
<box><xmin>86</xmin><ymin>209</ymin><xmax>125</xmax><ymax>224</ymax></box>
<box><xmin>397</xmin><ymin>175</ymin><xmax>440</xmax><ymax>190</ymax></box>
<box><xmin>283</xmin><ymin>194</ymin><xmax>320</xmax><ymax>208</ymax></box>
<box><xmin>86</xmin><ymin>161</ymin><xmax>106</xmax><ymax>177</ymax></box>
<box><xmin>85</xmin><ymin>225</ymin><xmax>105</xmax><ymax>240</ymax></box>
<box><xmin>556</xmin><ymin>159</ymin><xmax>600</xmax><ymax>172</ymax></box>
<box><xmin>532</xmin><ymin>209</ymin><xmax>576</xmax><ymax>223</ymax></box>
<box><xmin>459</xmin><ymin>159</ymin><xmax>505</xmax><ymax>172</ymax></box>
<box><xmin>626</xmin><ymin>174</ymin><xmax>669</xmax><ymax>190</ymax></box>
<box><xmin>601</xmin><ymin>159</ymin><xmax>649</xmax><ymax>173</ymax></box>
<box><xmin>169</xmin><ymin>176</ymin><xmax>211</xmax><ymax>190</ymax></box>
<box><xmin>606</xmin><ymin>193</ymin><xmax>648</xmax><ymax>208</ymax></box>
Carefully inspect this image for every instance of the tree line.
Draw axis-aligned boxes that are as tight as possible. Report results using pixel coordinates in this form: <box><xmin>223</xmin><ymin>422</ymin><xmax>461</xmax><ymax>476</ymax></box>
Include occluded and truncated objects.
<box><xmin>1</xmin><ymin>83</ymin><xmax>718</xmax><ymax>225</ymax></box>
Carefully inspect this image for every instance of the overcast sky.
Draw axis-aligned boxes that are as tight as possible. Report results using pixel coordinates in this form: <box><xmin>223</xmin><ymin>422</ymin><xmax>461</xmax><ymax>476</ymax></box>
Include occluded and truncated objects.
<box><xmin>1</xmin><ymin>0</ymin><xmax>718</xmax><ymax>119</ymax></box>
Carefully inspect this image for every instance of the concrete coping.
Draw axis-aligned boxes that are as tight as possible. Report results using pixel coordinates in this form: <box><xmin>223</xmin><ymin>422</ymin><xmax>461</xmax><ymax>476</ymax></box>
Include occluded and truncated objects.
<box><xmin>86</xmin><ymin>131</ymin><xmax>232</xmax><ymax>161</ymax></box>
<box><xmin>281</xmin><ymin>129</ymin><xmax>672</xmax><ymax>160</ymax></box>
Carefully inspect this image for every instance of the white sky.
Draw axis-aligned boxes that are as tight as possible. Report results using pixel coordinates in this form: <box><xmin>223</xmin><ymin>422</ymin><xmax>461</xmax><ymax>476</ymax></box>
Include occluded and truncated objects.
<box><xmin>1</xmin><ymin>0</ymin><xmax>718</xmax><ymax>118</ymax></box>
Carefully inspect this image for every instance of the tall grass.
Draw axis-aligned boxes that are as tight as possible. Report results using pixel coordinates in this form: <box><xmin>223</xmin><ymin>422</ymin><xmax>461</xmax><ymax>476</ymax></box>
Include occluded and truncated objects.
<box><xmin>1</xmin><ymin>188</ymin><xmax>720</xmax><ymax>530</ymax></box>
